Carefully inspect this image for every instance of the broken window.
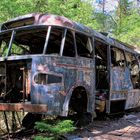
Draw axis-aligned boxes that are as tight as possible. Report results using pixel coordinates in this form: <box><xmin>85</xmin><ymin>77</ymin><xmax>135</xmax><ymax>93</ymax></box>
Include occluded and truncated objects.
<box><xmin>0</xmin><ymin>32</ymin><xmax>11</xmax><ymax>56</ymax></box>
<box><xmin>10</xmin><ymin>27</ymin><xmax>47</xmax><ymax>55</ymax></box>
<box><xmin>0</xmin><ymin>64</ymin><xmax>6</xmax><ymax>96</ymax></box>
<box><xmin>125</xmin><ymin>52</ymin><xmax>140</xmax><ymax>89</ymax></box>
<box><xmin>110</xmin><ymin>47</ymin><xmax>133</xmax><ymax>90</ymax></box>
<box><xmin>63</xmin><ymin>30</ymin><xmax>75</xmax><ymax>57</ymax></box>
<box><xmin>75</xmin><ymin>32</ymin><xmax>92</xmax><ymax>58</ymax></box>
<box><xmin>95</xmin><ymin>39</ymin><xmax>108</xmax><ymax>89</ymax></box>
<box><xmin>34</xmin><ymin>73</ymin><xmax>62</xmax><ymax>85</ymax></box>
<box><xmin>111</xmin><ymin>47</ymin><xmax>126</xmax><ymax>67</ymax></box>
<box><xmin>46</xmin><ymin>27</ymin><xmax>63</xmax><ymax>55</ymax></box>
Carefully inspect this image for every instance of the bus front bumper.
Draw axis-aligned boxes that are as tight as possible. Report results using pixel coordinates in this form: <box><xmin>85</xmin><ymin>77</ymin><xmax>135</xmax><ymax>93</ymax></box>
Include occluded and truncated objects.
<box><xmin>0</xmin><ymin>103</ymin><xmax>48</xmax><ymax>113</ymax></box>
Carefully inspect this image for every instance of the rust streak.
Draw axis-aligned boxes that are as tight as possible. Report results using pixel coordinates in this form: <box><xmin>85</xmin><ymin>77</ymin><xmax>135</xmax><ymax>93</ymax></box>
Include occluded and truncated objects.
<box><xmin>0</xmin><ymin>103</ymin><xmax>48</xmax><ymax>113</ymax></box>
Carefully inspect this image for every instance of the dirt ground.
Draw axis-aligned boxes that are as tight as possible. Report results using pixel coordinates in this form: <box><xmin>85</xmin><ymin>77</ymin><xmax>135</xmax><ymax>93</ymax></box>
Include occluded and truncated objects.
<box><xmin>69</xmin><ymin>111</ymin><xmax>140</xmax><ymax>140</ymax></box>
<box><xmin>1</xmin><ymin>111</ymin><xmax>140</xmax><ymax>140</ymax></box>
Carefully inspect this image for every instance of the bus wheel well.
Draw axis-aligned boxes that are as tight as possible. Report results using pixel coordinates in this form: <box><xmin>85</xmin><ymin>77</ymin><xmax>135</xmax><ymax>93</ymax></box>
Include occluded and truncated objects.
<box><xmin>68</xmin><ymin>86</ymin><xmax>92</xmax><ymax>127</ymax></box>
<box><xmin>69</xmin><ymin>86</ymin><xmax>88</xmax><ymax>114</ymax></box>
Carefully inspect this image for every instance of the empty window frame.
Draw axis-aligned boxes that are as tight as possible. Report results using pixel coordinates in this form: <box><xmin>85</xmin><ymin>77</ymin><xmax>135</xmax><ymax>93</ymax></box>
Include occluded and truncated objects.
<box><xmin>111</xmin><ymin>47</ymin><xmax>126</xmax><ymax>67</ymax></box>
<box><xmin>46</xmin><ymin>27</ymin><xmax>63</xmax><ymax>55</ymax></box>
<box><xmin>62</xmin><ymin>30</ymin><xmax>75</xmax><ymax>57</ymax></box>
<box><xmin>34</xmin><ymin>73</ymin><xmax>62</xmax><ymax>85</ymax></box>
<box><xmin>75</xmin><ymin>32</ymin><xmax>93</xmax><ymax>58</ymax></box>
<box><xmin>10</xmin><ymin>27</ymin><xmax>47</xmax><ymax>55</ymax></box>
<box><xmin>0</xmin><ymin>32</ymin><xmax>12</xmax><ymax>57</ymax></box>
<box><xmin>95</xmin><ymin>39</ymin><xmax>109</xmax><ymax>89</ymax></box>
<box><xmin>0</xmin><ymin>64</ymin><xmax>6</xmax><ymax>95</ymax></box>
<box><xmin>125</xmin><ymin>52</ymin><xmax>140</xmax><ymax>89</ymax></box>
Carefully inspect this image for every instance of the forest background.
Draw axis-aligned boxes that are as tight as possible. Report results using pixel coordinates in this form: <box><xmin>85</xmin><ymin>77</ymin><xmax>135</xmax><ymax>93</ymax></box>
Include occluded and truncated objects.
<box><xmin>0</xmin><ymin>0</ymin><xmax>140</xmax><ymax>47</ymax></box>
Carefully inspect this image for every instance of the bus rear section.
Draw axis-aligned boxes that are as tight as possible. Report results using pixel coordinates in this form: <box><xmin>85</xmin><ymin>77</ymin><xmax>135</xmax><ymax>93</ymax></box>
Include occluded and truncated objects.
<box><xmin>0</xmin><ymin>60</ymin><xmax>31</xmax><ymax>103</ymax></box>
<box><xmin>0</xmin><ymin>25</ymin><xmax>65</xmax><ymax>114</ymax></box>
<box><xmin>0</xmin><ymin>25</ymin><xmax>51</xmax><ymax>113</ymax></box>
<box><xmin>0</xmin><ymin>57</ymin><xmax>52</xmax><ymax>113</ymax></box>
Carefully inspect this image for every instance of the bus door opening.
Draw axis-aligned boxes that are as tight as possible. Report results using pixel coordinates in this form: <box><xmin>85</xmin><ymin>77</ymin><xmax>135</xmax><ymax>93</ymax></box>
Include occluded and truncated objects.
<box><xmin>95</xmin><ymin>39</ymin><xmax>109</xmax><ymax>113</ymax></box>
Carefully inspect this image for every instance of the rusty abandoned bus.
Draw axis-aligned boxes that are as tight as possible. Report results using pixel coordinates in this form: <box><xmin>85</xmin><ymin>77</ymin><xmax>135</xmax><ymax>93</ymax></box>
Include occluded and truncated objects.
<box><xmin>0</xmin><ymin>13</ymin><xmax>140</xmax><ymax>126</ymax></box>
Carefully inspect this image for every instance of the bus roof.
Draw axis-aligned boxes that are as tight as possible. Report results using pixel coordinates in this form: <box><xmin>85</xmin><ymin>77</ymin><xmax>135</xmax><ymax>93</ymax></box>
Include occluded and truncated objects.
<box><xmin>0</xmin><ymin>13</ymin><xmax>92</xmax><ymax>33</ymax></box>
<box><xmin>0</xmin><ymin>13</ymin><xmax>139</xmax><ymax>54</ymax></box>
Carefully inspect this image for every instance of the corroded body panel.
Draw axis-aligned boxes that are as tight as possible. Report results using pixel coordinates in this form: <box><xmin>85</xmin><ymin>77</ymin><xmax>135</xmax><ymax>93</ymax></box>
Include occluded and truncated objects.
<box><xmin>0</xmin><ymin>55</ymin><xmax>94</xmax><ymax>115</ymax></box>
<box><xmin>109</xmin><ymin>66</ymin><xmax>140</xmax><ymax>112</ymax></box>
<box><xmin>0</xmin><ymin>103</ymin><xmax>48</xmax><ymax>113</ymax></box>
<box><xmin>110</xmin><ymin>67</ymin><xmax>133</xmax><ymax>91</ymax></box>
<box><xmin>125</xmin><ymin>90</ymin><xmax>140</xmax><ymax>109</ymax></box>
<box><xmin>30</xmin><ymin>56</ymin><xmax>94</xmax><ymax>115</ymax></box>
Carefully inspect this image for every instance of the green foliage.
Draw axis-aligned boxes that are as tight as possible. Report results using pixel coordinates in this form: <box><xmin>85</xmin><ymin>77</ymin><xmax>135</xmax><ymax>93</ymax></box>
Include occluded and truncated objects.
<box><xmin>37</xmin><ymin>0</ymin><xmax>96</xmax><ymax>29</ymax></box>
<box><xmin>114</xmin><ymin>8</ymin><xmax>140</xmax><ymax>47</ymax></box>
<box><xmin>34</xmin><ymin>136</ymin><xmax>53</xmax><ymax>140</ymax></box>
<box><xmin>0</xmin><ymin>0</ymin><xmax>140</xmax><ymax>47</ymax></box>
<box><xmin>117</xmin><ymin>0</ymin><xmax>131</xmax><ymax>16</ymax></box>
<box><xmin>35</xmin><ymin>120</ymin><xmax>75</xmax><ymax>133</ymax></box>
<box><xmin>0</xmin><ymin>0</ymin><xmax>96</xmax><ymax>29</ymax></box>
<box><xmin>34</xmin><ymin>120</ymin><xmax>75</xmax><ymax>139</ymax></box>
<box><xmin>0</xmin><ymin>0</ymin><xmax>34</xmax><ymax>22</ymax></box>
<box><xmin>93</xmin><ymin>12</ymin><xmax>115</xmax><ymax>32</ymax></box>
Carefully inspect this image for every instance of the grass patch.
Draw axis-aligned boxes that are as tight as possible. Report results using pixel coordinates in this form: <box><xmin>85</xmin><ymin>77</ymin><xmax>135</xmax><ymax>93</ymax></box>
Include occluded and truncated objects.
<box><xmin>34</xmin><ymin>120</ymin><xmax>76</xmax><ymax>140</ymax></box>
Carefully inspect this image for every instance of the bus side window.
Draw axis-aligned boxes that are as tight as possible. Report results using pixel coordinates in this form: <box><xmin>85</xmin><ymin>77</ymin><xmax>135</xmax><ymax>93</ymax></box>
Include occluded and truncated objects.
<box><xmin>95</xmin><ymin>40</ymin><xmax>108</xmax><ymax>90</ymax></box>
<box><xmin>63</xmin><ymin>30</ymin><xmax>75</xmax><ymax>57</ymax></box>
<box><xmin>75</xmin><ymin>33</ymin><xmax>92</xmax><ymax>58</ymax></box>
<box><xmin>46</xmin><ymin>27</ymin><xmax>63</xmax><ymax>55</ymax></box>
<box><xmin>0</xmin><ymin>33</ymin><xmax>11</xmax><ymax>56</ymax></box>
<box><xmin>34</xmin><ymin>73</ymin><xmax>62</xmax><ymax>85</ymax></box>
<box><xmin>111</xmin><ymin>47</ymin><xmax>126</xmax><ymax>67</ymax></box>
<box><xmin>125</xmin><ymin>52</ymin><xmax>140</xmax><ymax>89</ymax></box>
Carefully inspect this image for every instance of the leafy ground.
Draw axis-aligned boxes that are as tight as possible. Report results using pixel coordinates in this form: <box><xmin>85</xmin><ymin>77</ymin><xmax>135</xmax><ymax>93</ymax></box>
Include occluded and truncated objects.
<box><xmin>71</xmin><ymin>111</ymin><xmax>140</xmax><ymax>140</ymax></box>
<box><xmin>0</xmin><ymin>111</ymin><xmax>140</xmax><ymax>139</ymax></box>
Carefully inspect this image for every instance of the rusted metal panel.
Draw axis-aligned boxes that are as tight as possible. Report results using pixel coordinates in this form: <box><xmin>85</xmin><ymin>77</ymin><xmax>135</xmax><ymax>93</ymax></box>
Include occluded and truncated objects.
<box><xmin>107</xmin><ymin>66</ymin><xmax>136</xmax><ymax>113</ymax></box>
<box><xmin>0</xmin><ymin>54</ymin><xmax>94</xmax><ymax>116</ymax></box>
<box><xmin>109</xmin><ymin>67</ymin><xmax>135</xmax><ymax>102</ymax></box>
<box><xmin>30</xmin><ymin>56</ymin><xmax>94</xmax><ymax>116</ymax></box>
<box><xmin>31</xmin><ymin>56</ymin><xmax>74</xmax><ymax>102</ymax></box>
<box><xmin>110</xmin><ymin>90</ymin><xmax>128</xmax><ymax>101</ymax></box>
<box><xmin>125</xmin><ymin>89</ymin><xmax>140</xmax><ymax>109</ymax></box>
<box><xmin>110</xmin><ymin>67</ymin><xmax>133</xmax><ymax>91</ymax></box>
<box><xmin>0</xmin><ymin>103</ymin><xmax>48</xmax><ymax>113</ymax></box>
<box><xmin>108</xmin><ymin>64</ymin><xmax>140</xmax><ymax>112</ymax></box>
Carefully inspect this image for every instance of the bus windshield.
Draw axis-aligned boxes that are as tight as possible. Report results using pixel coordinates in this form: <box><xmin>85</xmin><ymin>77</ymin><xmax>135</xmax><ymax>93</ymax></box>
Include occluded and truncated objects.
<box><xmin>10</xmin><ymin>27</ymin><xmax>47</xmax><ymax>55</ymax></box>
<box><xmin>0</xmin><ymin>32</ymin><xmax>11</xmax><ymax>57</ymax></box>
<box><xmin>1</xmin><ymin>26</ymin><xmax>65</xmax><ymax>56</ymax></box>
<box><xmin>0</xmin><ymin>26</ymin><xmax>92</xmax><ymax>57</ymax></box>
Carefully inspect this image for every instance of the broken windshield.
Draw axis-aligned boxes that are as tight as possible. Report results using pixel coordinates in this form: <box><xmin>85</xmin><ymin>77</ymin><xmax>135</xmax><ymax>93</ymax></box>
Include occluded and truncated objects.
<box><xmin>0</xmin><ymin>26</ymin><xmax>72</xmax><ymax>57</ymax></box>
<box><xmin>10</xmin><ymin>27</ymin><xmax>47</xmax><ymax>55</ymax></box>
<box><xmin>0</xmin><ymin>32</ymin><xmax>12</xmax><ymax>57</ymax></box>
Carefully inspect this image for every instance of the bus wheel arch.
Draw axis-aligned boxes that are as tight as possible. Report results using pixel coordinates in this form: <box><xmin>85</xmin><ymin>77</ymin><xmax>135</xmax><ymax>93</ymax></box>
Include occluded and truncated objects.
<box><xmin>68</xmin><ymin>86</ymin><xmax>92</xmax><ymax>126</ymax></box>
<box><xmin>69</xmin><ymin>86</ymin><xmax>88</xmax><ymax>114</ymax></box>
